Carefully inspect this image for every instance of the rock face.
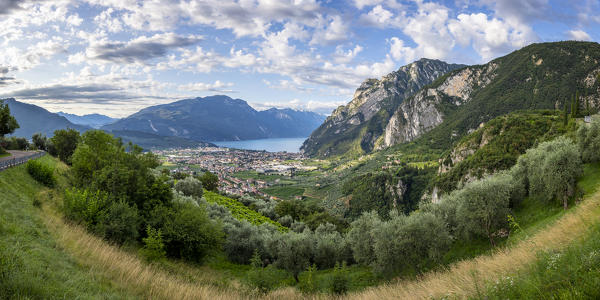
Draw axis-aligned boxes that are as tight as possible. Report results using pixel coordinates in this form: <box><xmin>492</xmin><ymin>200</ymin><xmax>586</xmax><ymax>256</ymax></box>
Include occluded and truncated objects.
<box><xmin>382</xmin><ymin>63</ymin><xmax>498</xmax><ymax>147</ymax></box>
<box><xmin>301</xmin><ymin>59</ymin><xmax>465</xmax><ymax>157</ymax></box>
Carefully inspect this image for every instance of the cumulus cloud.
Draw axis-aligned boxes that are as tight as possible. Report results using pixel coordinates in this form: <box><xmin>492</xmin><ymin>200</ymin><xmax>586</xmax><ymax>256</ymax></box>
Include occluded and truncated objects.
<box><xmin>359</xmin><ymin>5</ymin><xmax>404</xmax><ymax>28</ymax></box>
<box><xmin>568</xmin><ymin>29</ymin><xmax>592</xmax><ymax>41</ymax></box>
<box><xmin>448</xmin><ymin>13</ymin><xmax>536</xmax><ymax>61</ymax></box>
<box><xmin>310</xmin><ymin>15</ymin><xmax>350</xmax><ymax>45</ymax></box>
<box><xmin>480</xmin><ymin>0</ymin><xmax>549</xmax><ymax>25</ymax></box>
<box><xmin>88</xmin><ymin>33</ymin><xmax>202</xmax><ymax>64</ymax></box>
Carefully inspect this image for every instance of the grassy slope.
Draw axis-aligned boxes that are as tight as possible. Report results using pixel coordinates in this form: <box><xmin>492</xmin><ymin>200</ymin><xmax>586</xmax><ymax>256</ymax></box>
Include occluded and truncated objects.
<box><xmin>0</xmin><ymin>156</ymin><xmax>133</xmax><ymax>299</ymax></box>
<box><xmin>4</xmin><ymin>155</ymin><xmax>600</xmax><ymax>299</ymax></box>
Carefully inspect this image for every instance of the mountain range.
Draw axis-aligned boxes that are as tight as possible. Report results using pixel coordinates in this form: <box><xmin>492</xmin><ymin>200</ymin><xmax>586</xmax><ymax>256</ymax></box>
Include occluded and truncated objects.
<box><xmin>303</xmin><ymin>41</ymin><xmax>600</xmax><ymax>158</ymax></box>
<box><xmin>102</xmin><ymin>95</ymin><xmax>326</xmax><ymax>141</ymax></box>
<box><xmin>57</xmin><ymin>111</ymin><xmax>118</xmax><ymax>129</ymax></box>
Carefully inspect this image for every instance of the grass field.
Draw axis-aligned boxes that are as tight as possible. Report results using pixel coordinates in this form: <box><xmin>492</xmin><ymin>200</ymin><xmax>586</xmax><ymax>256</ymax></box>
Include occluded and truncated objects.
<box><xmin>261</xmin><ymin>186</ymin><xmax>305</xmax><ymax>200</ymax></box>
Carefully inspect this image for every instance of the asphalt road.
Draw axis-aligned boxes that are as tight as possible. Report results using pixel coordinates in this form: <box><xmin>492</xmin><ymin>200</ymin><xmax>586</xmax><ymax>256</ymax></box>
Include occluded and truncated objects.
<box><xmin>0</xmin><ymin>150</ymin><xmax>35</xmax><ymax>162</ymax></box>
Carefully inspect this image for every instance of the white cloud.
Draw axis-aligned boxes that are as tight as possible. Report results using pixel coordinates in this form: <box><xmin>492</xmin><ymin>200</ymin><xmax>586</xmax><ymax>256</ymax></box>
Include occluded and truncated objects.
<box><xmin>359</xmin><ymin>5</ymin><xmax>404</xmax><ymax>28</ymax></box>
<box><xmin>448</xmin><ymin>13</ymin><xmax>536</xmax><ymax>61</ymax></box>
<box><xmin>568</xmin><ymin>29</ymin><xmax>592</xmax><ymax>41</ymax></box>
<box><xmin>178</xmin><ymin>80</ymin><xmax>235</xmax><ymax>92</ymax></box>
<box><xmin>333</xmin><ymin>45</ymin><xmax>363</xmax><ymax>64</ymax></box>
<box><xmin>310</xmin><ymin>15</ymin><xmax>350</xmax><ymax>45</ymax></box>
<box><xmin>250</xmin><ymin>98</ymin><xmax>343</xmax><ymax>115</ymax></box>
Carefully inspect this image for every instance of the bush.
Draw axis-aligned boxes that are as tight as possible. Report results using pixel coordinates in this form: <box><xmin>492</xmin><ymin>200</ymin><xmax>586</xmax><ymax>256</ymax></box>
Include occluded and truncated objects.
<box><xmin>160</xmin><ymin>203</ymin><xmax>223</xmax><ymax>262</ymax></box>
<box><xmin>246</xmin><ymin>250</ymin><xmax>279</xmax><ymax>294</ymax></box>
<box><xmin>313</xmin><ymin>223</ymin><xmax>352</xmax><ymax>269</ymax></box>
<box><xmin>96</xmin><ymin>201</ymin><xmax>141</xmax><ymax>245</ymax></box>
<box><xmin>26</xmin><ymin>160</ymin><xmax>55</xmax><ymax>187</ymax></box>
<box><xmin>63</xmin><ymin>188</ymin><xmax>109</xmax><ymax>229</ymax></box>
<box><xmin>271</xmin><ymin>230</ymin><xmax>313</xmax><ymax>282</ymax></box>
<box><xmin>139</xmin><ymin>226</ymin><xmax>166</xmax><ymax>262</ymax></box>
<box><xmin>329</xmin><ymin>262</ymin><xmax>350</xmax><ymax>295</ymax></box>
<box><xmin>174</xmin><ymin>176</ymin><xmax>203</xmax><ymax>198</ymax></box>
<box><xmin>223</xmin><ymin>220</ymin><xmax>271</xmax><ymax>264</ymax></box>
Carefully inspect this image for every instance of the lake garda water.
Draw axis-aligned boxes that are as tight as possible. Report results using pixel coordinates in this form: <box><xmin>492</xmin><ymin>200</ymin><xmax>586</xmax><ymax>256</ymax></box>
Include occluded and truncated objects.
<box><xmin>211</xmin><ymin>137</ymin><xmax>307</xmax><ymax>153</ymax></box>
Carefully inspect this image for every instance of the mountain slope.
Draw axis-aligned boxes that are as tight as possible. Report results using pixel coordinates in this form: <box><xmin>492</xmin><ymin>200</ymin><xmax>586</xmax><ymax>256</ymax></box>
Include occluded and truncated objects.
<box><xmin>57</xmin><ymin>112</ymin><xmax>118</xmax><ymax>129</ymax></box>
<box><xmin>3</xmin><ymin>98</ymin><xmax>91</xmax><ymax>138</ymax></box>
<box><xmin>102</xmin><ymin>95</ymin><xmax>326</xmax><ymax>141</ymax></box>
<box><xmin>382</xmin><ymin>41</ymin><xmax>600</xmax><ymax>151</ymax></box>
<box><xmin>301</xmin><ymin>58</ymin><xmax>466</xmax><ymax>157</ymax></box>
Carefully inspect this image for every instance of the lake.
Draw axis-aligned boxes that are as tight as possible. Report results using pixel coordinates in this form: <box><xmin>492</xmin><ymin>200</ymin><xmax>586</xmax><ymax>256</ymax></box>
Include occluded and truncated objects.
<box><xmin>212</xmin><ymin>137</ymin><xmax>307</xmax><ymax>153</ymax></box>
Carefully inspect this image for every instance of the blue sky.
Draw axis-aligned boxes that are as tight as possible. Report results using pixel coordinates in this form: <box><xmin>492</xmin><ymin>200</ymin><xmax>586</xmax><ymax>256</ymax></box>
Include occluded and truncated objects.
<box><xmin>0</xmin><ymin>0</ymin><xmax>598</xmax><ymax>117</ymax></box>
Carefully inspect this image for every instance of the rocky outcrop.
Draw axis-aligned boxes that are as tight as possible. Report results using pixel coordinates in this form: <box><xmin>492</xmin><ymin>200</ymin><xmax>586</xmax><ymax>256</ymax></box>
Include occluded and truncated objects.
<box><xmin>301</xmin><ymin>59</ymin><xmax>465</xmax><ymax>157</ymax></box>
<box><xmin>381</xmin><ymin>63</ymin><xmax>498</xmax><ymax>148</ymax></box>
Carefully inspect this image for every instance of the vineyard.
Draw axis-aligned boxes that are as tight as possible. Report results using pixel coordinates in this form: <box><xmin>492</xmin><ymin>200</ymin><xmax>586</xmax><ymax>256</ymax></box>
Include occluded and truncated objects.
<box><xmin>203</xmin><ymin>191</ymin><xmax>288</xmax><ymax>232</ymax></box>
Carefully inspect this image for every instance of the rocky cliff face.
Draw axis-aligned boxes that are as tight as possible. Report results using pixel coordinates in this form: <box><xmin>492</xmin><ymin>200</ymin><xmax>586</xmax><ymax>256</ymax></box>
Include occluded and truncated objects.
<box><xmin>382</xmin><ymin>63</ymin><xmax>498</xmax><ymax>147</ymax></box>
<box><xmin>301</xmin><ymin>59</ymin><xmax>465</xmax><ymax>157</ymax></box>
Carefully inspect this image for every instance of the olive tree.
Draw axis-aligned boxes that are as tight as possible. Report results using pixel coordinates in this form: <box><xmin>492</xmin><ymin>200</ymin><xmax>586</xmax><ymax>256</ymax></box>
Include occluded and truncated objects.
<box><xmin>347</xmin><ymin>211</ymin><xmax>381</xmax><ymax>266</ymax></box>
<box><xmin>313</xmin><ymin>223</ymin><xmax>352</xmax><ymax>269</ymax></box>
<box><xmin>455</xmin><ymin>174</ymin><xmax>512</xmax><ymax>246</ymax></box>
<box><xmin>174</xmin><ymin>176</ymin><xmax>204</xmax><ymax>198</ymax></box>
<box><xmin>577</xmin><ymin>120</ymin><xmax>600</xmax><ymax>163</ymax></box>
<box><xmin>272</xmin><ymin>230</ymin><xmax>313</xmax><ymax>282</ymax></box>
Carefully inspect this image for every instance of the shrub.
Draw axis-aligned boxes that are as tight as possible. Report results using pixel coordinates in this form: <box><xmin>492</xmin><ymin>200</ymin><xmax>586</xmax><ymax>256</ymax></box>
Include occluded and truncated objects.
<box><xmin>223</xmin><ymin>220</ymin><xmax>271</xmax><ymax>264</ymax></box>
<box><xmin>63</xmin><ymin>188</ymin><xmax>109</xmax><ymax>230</ymax></box>
<box><xmin>329</xmin><ymin>262</ymin><xmax>349</xmax><ymax>295</ymax></box>
<box><xmin>139</xmin><ymin>226</ymin><xmax>166</xmax><ymax>262</ymax></box>
<box><xmin>96</xmin><ymin>201</ymin><xmax>141</xmax><ymax>245</ymax></box>
<box><xmin>160</xmin><ymin>203</ymin><xmax>223</xmax><ymax>262</ymax></box>
<box><xmin>314</xmin><ymin>223</ymin><xmax>352</xmax><ymax>269</ymax></box>
<box><xmin>174</xmin><ymin>176</ymin><xmax>203</xmax><ymax>198</ymax></box>
<box><xmin>26</xmin><ymin>160</ymin><xmax>55</xmax><ymax>187</ymax></box>
<box><xmin>246</xmin><ymin>250</ymin><xmax>279</xmax><ymax>294</ymax></box>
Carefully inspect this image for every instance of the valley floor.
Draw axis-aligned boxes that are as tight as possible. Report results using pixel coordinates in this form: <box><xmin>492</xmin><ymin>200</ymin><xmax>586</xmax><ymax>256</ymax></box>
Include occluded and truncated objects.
<box><xmin>2</xmin><ymin>157</ymin><xmax>600</xmax><ymax>299</ymax></box>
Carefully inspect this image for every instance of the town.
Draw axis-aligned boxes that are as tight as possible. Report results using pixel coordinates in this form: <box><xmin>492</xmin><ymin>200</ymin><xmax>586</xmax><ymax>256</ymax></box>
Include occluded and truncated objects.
<box><xmin>153</xmin><ymin>146</ymin><xmax>316</xmax><ymax>199</ymax></box>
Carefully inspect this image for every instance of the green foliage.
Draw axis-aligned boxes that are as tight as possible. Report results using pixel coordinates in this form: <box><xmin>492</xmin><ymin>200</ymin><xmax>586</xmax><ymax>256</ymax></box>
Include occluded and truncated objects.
<box><xmin>518</xmin><ymin>136</ymin><xmax>583</xmax><ymax>208</ymax></box>
<box><xmin>198</xmin><ymin>171</ymin><xmax>219</xmax><ymax>191</ymax></box>
<box><xmin>97</xmin><ymin>201</ymin><xmax>141</xmax><ymax>245</ymax></box>
<box><xmin>577</xmin><ymin>120</ymin><xmax>600</xmax><ymax>163</ymax></box>
<box><xmin>205</xmin><ymin>191</ymin><xmax>286</xmax><ymax>231</ymax></box>
<box><xmin>0</xmin><ymin>99</ymin><xmax>19</xmax><ymax>139</ymax></box>
<box><xmin>347</xmin><ymin>211</ymin><xmax>382</xmax><ymax>266</ymax></box>
<box><xmin>174</xmin><ymin>176</ymin><xmax>203</xmax><ymax>198</ymax></box>
<box><xmin>343</xmin><ymin>172</ymin><xmax>396</xmax><ymax>219</ymax></box>
<box><xmin>246</xmin><ymin>250</ymin><xmax>279</xmax><ymax>294</ymax></box>
<box><xmin>50</xmin><ymin>128</ymin><xmax>80</xmax><ymax>164</ymax></box>
<box><xmin>32</xmin><ymin>133</ymin><xmax>47</xmax><ymax>151</ymax></box>
<box><xmin>274</xmin><ymin>199</ymin><xmax>309</xmax><ymax>220</ymax></box>
<box><xmin>455</xmin><ymin>175</ymin><xmax>513</xmax><ymax>245</ymax></box>
<box><xmin>26</xmin><ymin>159</ymin><xmax>55</xmax><ymax>187</ymax></box>
<box><xmin>0</xmin><ymin>156</ymin><xmax>129</xmax><ymax>299</ymax></box>
<box><xmin>482</xmin><ymin>224</ymin><xmax>600</xmax><ymax>299</ymax></box>
<box><xmin>158</xmin><ymin>202</ymin><xmax>224</xmax><ymax>262</ymax></box>
<box><xmin>297</xmin><ymin>264</ymin><xmax>318</xmax><ymax>293</ymax></box>
<box><xmin>313</xmin><ymin>223</ymin><xmax>352</xmax><ymax>269</ymax></box>
<box><xmin>272</xmin><ymin>230</ymin><xmax>313</xmax><ymax>282</ymax></box>
<box><xmin>222</xmin><ymin>220</ymin><xmax>275</xmax><ymax>264</ymax></box>
<box><xmin>372</xmin><ymin>211</ymin><xmax>451</xmax><ymax>276</ymax></box>
<box><xmin>139</xmin><ymin>226</ymin><xmax>166</xmax><ymax>262</ymax></box>
<box><xmin>63</xmin><ymin>188</ymin><xmax>109</xmax><ymax>230</ymax></box>
<box><xmin>0</xmin><ymin>136</ymin><xmax>30</xmax><ymax>150</ymax></box>
<box><xmin>330</xmin><ymin>262</ymin><xmax>350</xmax><ymax>295</ymax></box>
<box><xmin>435</xmin><ymin>111</ymin><xmax>567</xmax><ymax>193</ymax></box>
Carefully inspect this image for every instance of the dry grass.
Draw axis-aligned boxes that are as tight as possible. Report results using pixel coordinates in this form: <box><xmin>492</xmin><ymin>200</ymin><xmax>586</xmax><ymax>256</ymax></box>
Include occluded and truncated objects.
<box><xmin>39</xmin><ymin>156</ymin><xmax>600</xmax><ymax>299</ymax></box>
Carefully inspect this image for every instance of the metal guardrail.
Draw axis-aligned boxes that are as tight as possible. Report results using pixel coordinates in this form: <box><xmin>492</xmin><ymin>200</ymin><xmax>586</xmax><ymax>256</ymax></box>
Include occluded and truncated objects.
<box><xmin>0</xmin><ymin>151</ymin><xmax>46</xmax><ymax>171</ymax></box>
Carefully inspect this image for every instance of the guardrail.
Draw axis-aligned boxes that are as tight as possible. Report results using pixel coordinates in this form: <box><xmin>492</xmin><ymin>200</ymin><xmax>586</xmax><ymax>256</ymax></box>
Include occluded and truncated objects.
<box><xmin>0</xmin><ymin>151</ymin><xmax>46</xmax><ymax>171</ymax></box>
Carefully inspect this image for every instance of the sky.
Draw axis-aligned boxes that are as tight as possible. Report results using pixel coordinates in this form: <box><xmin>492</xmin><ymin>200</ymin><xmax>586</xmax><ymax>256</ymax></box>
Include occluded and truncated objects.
<box><xmin>0</xmin><ymin>0</ymin><xmax>598</xmax><ymax>118</ymax></box>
